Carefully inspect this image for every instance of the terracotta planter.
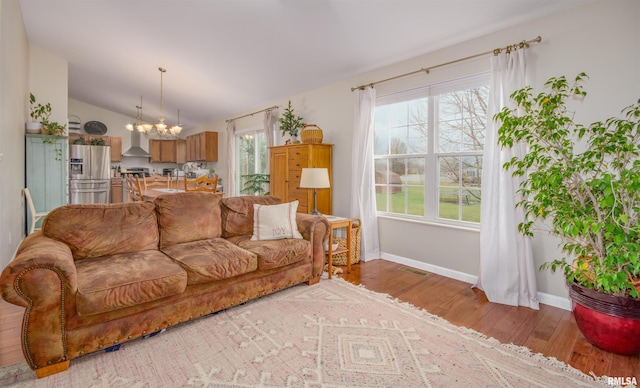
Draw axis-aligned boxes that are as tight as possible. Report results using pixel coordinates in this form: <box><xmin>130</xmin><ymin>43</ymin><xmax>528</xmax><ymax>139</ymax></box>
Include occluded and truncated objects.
<box><xmin>568</xmin><ymin>281</ymin><xmax>640</xmax><ymax>355</ymax></box>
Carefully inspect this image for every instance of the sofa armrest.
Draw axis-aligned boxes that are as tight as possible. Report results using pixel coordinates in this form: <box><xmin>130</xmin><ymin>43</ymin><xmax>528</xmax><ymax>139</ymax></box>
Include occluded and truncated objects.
<box><xmin>0</xmin><ymin>231</ymin><xmax>78</xmax><ymax>370</ymax></box>
<box><xmin>296</xmin><ymin>213</ymin><xmax>330</xmax><ymax>280</ymax></box>
<box><xmin>1</xmin><ymin>231</ymin><xmax>78</xmax><ymax>307</ymax></box>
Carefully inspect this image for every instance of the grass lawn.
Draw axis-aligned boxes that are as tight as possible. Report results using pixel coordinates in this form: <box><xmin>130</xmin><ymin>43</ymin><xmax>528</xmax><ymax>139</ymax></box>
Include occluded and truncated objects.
<box><xmin>376</xmin><ymin>187</ymin><xmax>481</xmax><ymax>223</ymax></box>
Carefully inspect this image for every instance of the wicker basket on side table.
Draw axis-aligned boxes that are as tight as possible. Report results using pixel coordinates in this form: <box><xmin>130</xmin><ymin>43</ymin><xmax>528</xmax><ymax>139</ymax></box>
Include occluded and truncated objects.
<box><xmin>331</xmin><ymin>218</ymin><xmax>361</xmax><ymax>266</ymax></box>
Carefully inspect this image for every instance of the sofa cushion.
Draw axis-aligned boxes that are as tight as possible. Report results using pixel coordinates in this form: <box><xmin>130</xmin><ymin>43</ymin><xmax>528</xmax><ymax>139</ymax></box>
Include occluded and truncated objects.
<box><xmin>42</xmin><ymin>202</ymin><xmax>159</xmax><ymax>260</ymax></box>
<box><xmin>155</xmin><ymin>192</ymin><xmax>222</xmax><ymax>248</ymax></box>
<box><xmin>227</xmin><ymin>235</ymin><xmax>311</xmax><ymax>271</ymax></box>
<box><xmin>75</xmin><ymin>250</ymin><xmax>187</xmax><ymax>316</ymax></box>
<box><xmin>251</xmin><ymin>201</ymin><xmax>303</xmax><ymax>241</ymax></box>
<box><xmin>161</xmin><ymin>238</ymin><xmax>257</xmax><ymax>285</ymax></box>
<box><xmin>220</xmin><ymin>195</ymin><xmax>282</xmax><ymax>238</ymax></box>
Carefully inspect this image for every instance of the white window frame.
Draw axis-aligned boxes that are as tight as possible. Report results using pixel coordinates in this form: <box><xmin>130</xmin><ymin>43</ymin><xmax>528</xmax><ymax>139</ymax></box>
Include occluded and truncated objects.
<box><xmin>374</xmin><ymin>73</ymin><xmax>489</xmax><ymax>228</ymax></box>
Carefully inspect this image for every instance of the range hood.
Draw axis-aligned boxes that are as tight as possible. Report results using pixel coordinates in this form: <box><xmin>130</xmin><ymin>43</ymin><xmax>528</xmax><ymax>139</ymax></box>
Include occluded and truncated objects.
<box><xmin>122</xmin><ymin>130</ymin><xmax>150</xmax><ymax>157</ymax></box>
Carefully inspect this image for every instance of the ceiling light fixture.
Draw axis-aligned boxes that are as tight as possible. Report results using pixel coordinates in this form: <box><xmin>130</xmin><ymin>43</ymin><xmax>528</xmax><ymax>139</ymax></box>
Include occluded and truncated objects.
<box><xmin>155</xmin><ymin>67</ymin><xmax>167</xmax><ymax>136</ymax></box>
<box><xmin>125</xmin><ymin>67</ymin><xmax>182</xmax><ymax>137</ymax></box>
<box><xmin>170</xmin><ymin>109</ymin><xmax>182</xmax><ymax>136</ymax></box>
<box><xmin>125</xmin><ymin>96</ymin><xmax>153</xmax><ymax>133</ymax></box>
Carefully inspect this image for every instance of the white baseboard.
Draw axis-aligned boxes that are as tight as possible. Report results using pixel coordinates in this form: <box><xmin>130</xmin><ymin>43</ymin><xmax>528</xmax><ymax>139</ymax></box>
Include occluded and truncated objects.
<box><xmin>379</xmin><ymin>252</ymin><xmax>571</xmax><ymax>311</ymax></box>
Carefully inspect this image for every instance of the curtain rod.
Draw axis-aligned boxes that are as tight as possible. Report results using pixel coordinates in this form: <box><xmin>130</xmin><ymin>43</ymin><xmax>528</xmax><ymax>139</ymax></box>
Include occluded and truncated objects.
<box><xmin>350</xmin><ymin>36</ymin><xmax>542</xmax><ymax>92</ymax></box>
<box><xmin>226</xmin><ymin>105</ymin><xmax>279</xmax><ymax>123</ymax></box>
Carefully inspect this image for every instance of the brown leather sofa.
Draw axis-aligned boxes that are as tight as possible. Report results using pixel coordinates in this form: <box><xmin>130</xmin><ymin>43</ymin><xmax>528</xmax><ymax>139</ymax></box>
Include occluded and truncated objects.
<box><xmin>0</xmin><ymin>193</ymin><xmax>329</xmax><ymax>378</ymax></box>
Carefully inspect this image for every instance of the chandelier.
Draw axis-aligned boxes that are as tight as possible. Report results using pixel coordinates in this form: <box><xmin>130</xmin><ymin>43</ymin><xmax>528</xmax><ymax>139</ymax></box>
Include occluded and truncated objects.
<box><xmin>125</xmin><ymin>67</ymin><xmax>182</xmax><ymax>137</ymax></box>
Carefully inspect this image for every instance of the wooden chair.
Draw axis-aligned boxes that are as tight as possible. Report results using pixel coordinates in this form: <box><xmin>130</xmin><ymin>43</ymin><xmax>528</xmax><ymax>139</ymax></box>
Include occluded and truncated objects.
<box><xmin>143</xmin><ymin>173</ymin><xmax>170</xmax><ymax>190</ymax></box>
<box><xmin>125</xmin><ymin>174</ymin><xmax>143</xmax><ymax>201</ymax></box>
<box><xmin>23</xmin><ymin>188</ymin><xmax>49</xmax><ymax>234</ymax></box>
<box><xmin>184</xmin><ymin>175</ymin><xmax>218</xmax><ymax>192</ymax></box>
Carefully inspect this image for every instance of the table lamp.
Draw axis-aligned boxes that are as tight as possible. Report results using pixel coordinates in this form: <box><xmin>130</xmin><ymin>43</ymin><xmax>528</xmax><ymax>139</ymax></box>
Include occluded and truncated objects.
<box><xmin>299</xmin><ymin>168</ymin><xmax>330</xmax><ymax>215</ymax></box>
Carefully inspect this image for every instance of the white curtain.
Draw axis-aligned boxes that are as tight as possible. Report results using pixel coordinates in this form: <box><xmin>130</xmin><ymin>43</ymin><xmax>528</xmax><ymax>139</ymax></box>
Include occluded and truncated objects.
<box><xmin>350</xmin><ymin>87</ymin><xmax>380</xmax><ymax>261</ymax></box>
<box><xmin>475</xmin><ymin>49</ymin><xmax>539</xmax><ymax>309</ymax></box>
<box><xmin>225</xmin><ymin>120</ymin><xmax>237</xmax><ymax>197</ymax></box>
<box><xmin>263</xmin><ymin>109</ymin><xmax>276</xmax><ymax>148</ymax></box>
<box><xmin>263</xmin><ymin>109</ymin><xmax>276</xmax><ymax>170</ymax></box>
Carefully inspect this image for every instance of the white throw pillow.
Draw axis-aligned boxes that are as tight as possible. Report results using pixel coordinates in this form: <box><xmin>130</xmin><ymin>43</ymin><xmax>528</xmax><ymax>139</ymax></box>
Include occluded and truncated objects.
<box><xmin>251</xmin><ymin>200</ymin><xmax>303</xmax><ymax>241</ymax></box>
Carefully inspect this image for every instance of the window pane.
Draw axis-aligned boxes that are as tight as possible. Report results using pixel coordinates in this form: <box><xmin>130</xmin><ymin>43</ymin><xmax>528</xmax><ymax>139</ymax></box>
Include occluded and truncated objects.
<box><xmin>406</xmin><ymin>187</ymin><xmax>424</xmax><ymax>216</ymax></box>
<box><xmin>461</xmin><ymin>189</ymin><xmax>481</xmax><ymax>222</ymax></box>
<box><xmin>374</xmin><ymin>126</ymin><xmax>391</xmax><ymax>155</ymax></box>
<box><xmin>462</xmin><ymin>86</ymin><xmax>488</xmax><ymax>152</ymax></box>
<box><xmin>375</xmin><ymin>159</ymin><xmax>389</xmax><ymax>211</ymax></box>
<box><xmin>407</xmin><ymin>98</ymin><xmax>428</xmax><ymax>125</ymax></box>
<box><xmin>406</xmin><ymin>124</ymin><xmax>427</xmax><ymax>154</ymax></box>
<box><xmin>437</xmin><ymin>86</ymin><xmax>488</xmax><ymax>153</ymax></box>
<box><xmin>461</xmin><ymin>155</ymin><xmax>482</xmax><ymax>188</ymax></box>
<box><xmin>257</xmin><ymin>132</ymin><xmax>267</xmax><ymax>173</ymax></box>
<box><xmin>405</xmin><ymin>157</ymin><xmax>425</xmax><ymax>186</ymax></box>
<box><xmin>389</xmin><ymin>127</ymin><xmax>408</xmax><ymax>155</ymax></box>
<box><xmin>438</xmin><ymin>187</ymin><xmax>459</xmax><ymax>220</ymax></box>
<box><xmin>439</xmin><ymin>156</ymin><xmax>459</xmax><ymax>186</ymax></box>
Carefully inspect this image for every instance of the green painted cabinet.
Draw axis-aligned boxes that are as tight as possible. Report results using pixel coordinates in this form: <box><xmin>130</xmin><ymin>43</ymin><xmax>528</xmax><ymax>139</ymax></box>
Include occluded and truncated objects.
<box><xmin>25</xmin><ymin>134</ymin><xmax>68</xmax><ymax>233</ymax></box>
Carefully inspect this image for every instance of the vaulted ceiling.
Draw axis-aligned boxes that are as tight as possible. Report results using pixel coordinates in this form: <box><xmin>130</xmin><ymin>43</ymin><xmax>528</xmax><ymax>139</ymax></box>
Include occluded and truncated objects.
<box><xmin>19</xmin><ymin>0</ymin><xmax>591</xmax><ymax>129</ymax></box>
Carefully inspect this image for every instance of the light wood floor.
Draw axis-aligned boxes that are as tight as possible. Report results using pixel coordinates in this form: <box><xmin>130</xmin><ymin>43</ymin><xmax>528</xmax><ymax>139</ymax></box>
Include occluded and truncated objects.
<box><xmin>1</xmin><ymin>259</ymin><xmax>638</xmax><ymax>380</ymax></box>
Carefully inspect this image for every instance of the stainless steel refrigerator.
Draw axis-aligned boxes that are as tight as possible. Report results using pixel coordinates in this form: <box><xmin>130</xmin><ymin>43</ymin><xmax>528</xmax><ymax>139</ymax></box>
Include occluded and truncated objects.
<box><xmin>69</xmin><ymin>144</ymin><xmax>111</xmax><ymax>204</ymax></box>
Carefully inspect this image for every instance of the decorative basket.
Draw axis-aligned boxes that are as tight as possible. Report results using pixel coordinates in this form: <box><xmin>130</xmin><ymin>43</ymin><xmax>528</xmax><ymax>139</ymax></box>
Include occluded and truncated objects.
<box><xmin>331</xmin><ymin>218</ymin><xmax>361</xmax><ymax>266</ymax></box>
<box><xmin>300</xmin><ymin>124</ymin><xmax>323</xmax><ymax>143</ymax></box>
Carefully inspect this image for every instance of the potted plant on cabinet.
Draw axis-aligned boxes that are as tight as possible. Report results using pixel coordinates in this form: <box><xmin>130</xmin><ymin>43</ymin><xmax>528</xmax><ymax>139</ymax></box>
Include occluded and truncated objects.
<box><xmin>278</xmin><ymin>100</ymin><xmax>305</xmax><ymax>143</ymax></box>
<box><xmin>42</xmin><ymin>120</ymin><xmax>67</xmax><ymax>137</ymax></box>
<box><xmin>496</xmin><ymin>73</ymin><xmax>640</xmax><ymax>355</ymax></box>
<box><xmin>26</xmin><ymin>92</ymin><xmax>51</xmax><ymax>133</ymax></box>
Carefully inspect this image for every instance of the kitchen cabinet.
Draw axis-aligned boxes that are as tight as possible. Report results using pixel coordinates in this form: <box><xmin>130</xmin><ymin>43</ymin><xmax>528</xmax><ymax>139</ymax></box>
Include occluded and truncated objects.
<box><xmin>269</xmin><ymin>143</ymin><xmax>333</xmax><ymax>214</ymax></box>
<box><xmin>186</xmin><ymin>131</ymin><xmax>218</xmax><ymax>162</ymax></box>
<box><xmin>110</xmin><ymin>178</ymin><xmax>123</xmax><ymax>203</ymax></box>
<box><xmin>67</xmin><ymin>134</ymin><xmax>121</xmax><ymax>162</ymax></box>
<box><xmin>149</xmin><ymin>139</ymin><xmax>186</xmax><ymax>163</ymax></box>
<box><xmin>109</xmin><ymin>136</ymin><xmax>122</xmax><ymax>162</ymax></box>
<box><xmin>25</xmin><ymin>134</ymin><xmax>68</xmax><ymax>233</ymax></box>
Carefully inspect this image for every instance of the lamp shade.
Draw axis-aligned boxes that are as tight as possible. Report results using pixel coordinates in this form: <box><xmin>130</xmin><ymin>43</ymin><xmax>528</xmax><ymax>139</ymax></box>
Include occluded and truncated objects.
<box><xmin>299</xmin><ymin>168</ymin><xmax>330</xmax><ymax>188</ymax></box>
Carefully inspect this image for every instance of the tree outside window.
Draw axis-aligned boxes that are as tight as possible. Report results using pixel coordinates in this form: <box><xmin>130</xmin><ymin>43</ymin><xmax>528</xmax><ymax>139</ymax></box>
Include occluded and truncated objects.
<box><xmin>237</xmin><ymin>130</ymin><xmax>268</xmax><ymax>195</ymax></box>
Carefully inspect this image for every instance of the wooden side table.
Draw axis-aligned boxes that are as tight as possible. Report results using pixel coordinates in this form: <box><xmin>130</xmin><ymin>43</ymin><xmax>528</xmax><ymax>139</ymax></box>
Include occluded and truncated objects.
<box><xmin>324</xmin><ymin>216</ymin><xmax>352</xmax><ymax>279</ymax></box>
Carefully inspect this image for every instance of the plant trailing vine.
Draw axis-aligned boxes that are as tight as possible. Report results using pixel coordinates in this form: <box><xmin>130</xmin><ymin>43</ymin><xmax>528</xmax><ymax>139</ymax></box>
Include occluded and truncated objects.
<box><xmin>496</xmin><ymin>73</ymin><xmax>640</xmax><ymax>298</ymax></box>
<box><xmin>42</xmin><ymin>136</ymin><xmax>63</xmax><ymax>161</ymax></box>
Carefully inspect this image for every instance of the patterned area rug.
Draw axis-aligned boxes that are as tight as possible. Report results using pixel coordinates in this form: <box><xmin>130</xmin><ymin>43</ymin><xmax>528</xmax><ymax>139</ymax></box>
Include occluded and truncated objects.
<box><xmin>0</xmin><ymin>278</ymin><xmax>607</xmax><ymax>387</ymax></box>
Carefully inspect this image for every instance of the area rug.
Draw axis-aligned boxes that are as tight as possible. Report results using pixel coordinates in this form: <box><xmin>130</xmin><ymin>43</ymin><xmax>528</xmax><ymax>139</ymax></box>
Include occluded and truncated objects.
<box><xmin>0</xmin><ymin>278</ymin><xmax>608</xmax><ymax>387</ymax></box>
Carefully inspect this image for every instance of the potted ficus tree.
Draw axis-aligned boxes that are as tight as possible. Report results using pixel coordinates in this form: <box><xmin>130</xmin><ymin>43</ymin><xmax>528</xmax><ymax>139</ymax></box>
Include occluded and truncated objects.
<box><xmin>496</xmin><ymin>73</ymin><xmax>640</xmax><ymax>355</ymax></box>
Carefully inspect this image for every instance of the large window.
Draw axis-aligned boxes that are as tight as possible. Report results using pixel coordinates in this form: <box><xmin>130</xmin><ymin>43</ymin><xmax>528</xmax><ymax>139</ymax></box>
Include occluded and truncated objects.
<box><xmin>236</xmin><ymin>128</ymin><xmax>267</xmax><ymax>195</ymax></box>
<box><xmin>374</xmin><ymin>74</ymin><xmax>489</xmax><ymax>226</ymax></box>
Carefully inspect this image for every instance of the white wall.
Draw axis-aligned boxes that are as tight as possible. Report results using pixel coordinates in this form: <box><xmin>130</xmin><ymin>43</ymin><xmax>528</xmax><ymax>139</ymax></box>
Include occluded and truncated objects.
<box><xmin>193</xmin><ymin>0</ymin><xmax>640</xmax><ymax>302</ymax></box>
<box><xmin>0</xmin><ymin>0</ymin><xmax>29</xmax><ymax>270</ymax></box>
<box><xmin>29</xmin><ymin>47</ymin><xmax>68</xmax><ymax>128</ymax></box>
